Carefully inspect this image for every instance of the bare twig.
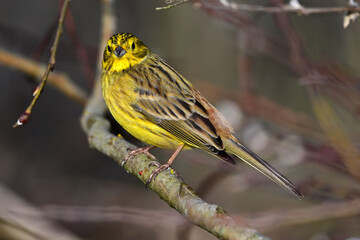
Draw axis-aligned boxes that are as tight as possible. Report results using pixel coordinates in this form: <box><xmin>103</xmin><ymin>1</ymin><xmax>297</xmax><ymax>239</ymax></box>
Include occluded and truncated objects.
<box><xmin>217</xmin><ymin>0</ymin><xmax>360</xmax><ymax>15</ymax></box>
<box><xmin>13</xmin><ymin>0</ymin><xmax>71</xmax><ymax>127</ymax></box>
<box><xmin>158</xmin><ymin>0</ymin><xmax>360</xmax><ymax>14</ymax></box>
<box><xmin>156</xmin><ymin>0</ymin><xmax>189</xmax><ymax>10</ymax></box>
<box><xmin>0</xmin><ymin>49</ymin><xmax>87</xmax><ymax>105</ymax></box>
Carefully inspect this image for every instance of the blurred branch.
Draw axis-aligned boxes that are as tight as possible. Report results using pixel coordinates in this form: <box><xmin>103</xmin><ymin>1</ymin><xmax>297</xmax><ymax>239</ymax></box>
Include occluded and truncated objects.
<box><xmin>31</xmin><ymin>18</ymin><xmax>58</xmax><ymax>61</ymax></box>
<box><xmin>194</xmin><ymin>0</ymin><xmax>360</xmax><ymax>181</ymax></box>
<box><xmin>195</xmin><ymin>0</ymin><xmax>360</xmax><ymax>118</ymax></box>
<box><xmin>237</xmin><ymin>32</ymin><xmax>252</xmax><ymax>93</ymax></box>
<box><xmin>0</xmin><ymin>184</ymin><xmax>81</xmax><ymax>240</ymax></box>
<box><xmin>270</xmin><ymin>0</ymin><xmax>360</xmax><ymax>179</ymax></box>
<box><xmin>80</xmin><ymin>1</ymin><xmax>270</xmax><ymax>239</ymax></box>
<box><xmin>13</xmin><ymin>0</ymin><xmax>71</xmax><ymax>127</ymax></box>
<box><xmin>64</xmin><ymin>3</ymin><xmax>95</xmax><ymax>87</ymax></box>
<box><xmin>0</xmin><ymin>49</ymin><xmax>87</xmax><ymax>105</ymax></box>
<box><xmin>271</xmin><ymin>0</ymin><xmax>360</xmax><ymax>117</ymax></box>
<box><xmin>310</xmin><ymin>94</ymin><xmax>360</xmax><ymax>179</ymax></box>
<box><xmin>247</xmin><ymin>197</ymin><xmax>360</xmax><ymax>231</ymax></box>
<box><xmin>41</xmin><ymin>205</ymin><xmax>182</xmax><ymax>228</ymax></box>
<box><xmin>198</xmin><ymin>81</ymin><xmax>325</xmax><ymax>142</ymax></box>
<box><xmin>23</xmin><ymin>197</ymin><xmax>360</xmax><ymax>233</ymax></box>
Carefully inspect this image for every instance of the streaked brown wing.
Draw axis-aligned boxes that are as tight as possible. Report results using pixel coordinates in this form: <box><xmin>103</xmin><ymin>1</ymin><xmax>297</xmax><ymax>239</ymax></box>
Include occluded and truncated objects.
<box><xmin>129</xmin><ymin>57</ymin><xmax>235</xmax><ymax>164</ymax></box>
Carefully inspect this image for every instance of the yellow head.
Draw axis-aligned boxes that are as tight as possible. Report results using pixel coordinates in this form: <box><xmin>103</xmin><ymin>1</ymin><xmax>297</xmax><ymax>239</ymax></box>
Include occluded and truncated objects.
<box><xmin>103</xmin><ymin>33</ymin><xmax>150</xmax><ymax>72</ymax></box>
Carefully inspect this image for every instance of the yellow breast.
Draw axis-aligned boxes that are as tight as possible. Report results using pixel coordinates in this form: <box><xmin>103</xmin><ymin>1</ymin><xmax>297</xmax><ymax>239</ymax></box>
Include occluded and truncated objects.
<box><xmin>101</xmin><ymin>71</ymin><xmax>188</xmax><ymax>150</ymax></box>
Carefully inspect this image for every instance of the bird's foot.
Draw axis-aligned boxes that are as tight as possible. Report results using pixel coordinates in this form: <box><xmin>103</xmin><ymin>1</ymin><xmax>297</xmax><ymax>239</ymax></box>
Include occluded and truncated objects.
<box><xmin>144</xmin><ymin>144</ymin><xmax>185</xmax><ymax>188</ymax></box>
<box><xmin>121</xmin><ymin>146</ymin><xmax>156</xmax><ymax>167</ymax></box>
<box><xmin>146</xmin><ymin>164</ymin><xmax>171</xmax><ymax>187</ymax></box>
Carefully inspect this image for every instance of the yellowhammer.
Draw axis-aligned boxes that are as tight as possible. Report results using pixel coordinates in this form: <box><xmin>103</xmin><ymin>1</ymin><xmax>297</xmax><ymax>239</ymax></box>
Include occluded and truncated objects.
<box><xmin>101</xmin><ymin>33</ymin><xmax>302</xmax><ymax>199</ymax></box>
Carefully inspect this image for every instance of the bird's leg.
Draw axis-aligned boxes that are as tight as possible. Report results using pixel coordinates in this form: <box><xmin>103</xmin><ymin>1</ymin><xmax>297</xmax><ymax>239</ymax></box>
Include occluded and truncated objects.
<box><xmin>146</xmin><ymin>144</ymin><xmax>184</xmax><ymax>185</ymax></box>
<box><xmin>121</xmin><ymin>146</ymin><xmax>156</xmax><ymax>167</ymax></box>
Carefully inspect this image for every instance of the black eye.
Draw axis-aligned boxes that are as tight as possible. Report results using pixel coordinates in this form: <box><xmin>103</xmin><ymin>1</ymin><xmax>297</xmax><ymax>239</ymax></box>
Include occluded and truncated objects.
<box><xmin>114</xmin><ymin>46</ymin><xmax>126</xmax><ymax>57</ymax></box>
<box><xmin>131</xmin><ymin>42</ymin><xmax>135</xmax><ymax>50</ymax></box>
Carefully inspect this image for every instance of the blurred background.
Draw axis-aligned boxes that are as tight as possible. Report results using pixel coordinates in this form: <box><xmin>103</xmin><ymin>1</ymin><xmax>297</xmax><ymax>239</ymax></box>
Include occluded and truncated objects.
<box><xmin>1</xmin><ymin>0</ymin><xmax>360</xmax><ymax>239</ymax></box>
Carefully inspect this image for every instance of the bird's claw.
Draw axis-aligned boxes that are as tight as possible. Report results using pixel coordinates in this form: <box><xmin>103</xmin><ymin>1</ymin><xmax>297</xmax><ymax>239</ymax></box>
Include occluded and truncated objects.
<box><xmin>148</xmin><ymin>161</ymin><xmax>161</xmax><ymax>167</ymax></box>
<box><xmin>121</xmin><ymin>146</ymin><xmax>156</xmax><ymax>167</ymax></box>
<box><xmin>145</xmin><ymin>164</ymin><xmax>171</xmax><ymax>188</ymax></box>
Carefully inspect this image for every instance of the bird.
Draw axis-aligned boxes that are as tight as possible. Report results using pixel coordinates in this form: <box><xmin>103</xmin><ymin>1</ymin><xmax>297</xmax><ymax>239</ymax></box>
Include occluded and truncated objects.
<box><xmin>101</xmin><ymin>33</ymin><xmax>303</xmax><ymax>199</ymax></box>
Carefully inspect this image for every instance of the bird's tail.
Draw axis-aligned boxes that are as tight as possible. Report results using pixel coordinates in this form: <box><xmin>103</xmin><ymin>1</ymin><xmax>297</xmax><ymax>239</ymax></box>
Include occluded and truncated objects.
<box><xmin>225</xmin><ymin>137</ymin><xmax>303</xmax><ymax>199</ymax></box>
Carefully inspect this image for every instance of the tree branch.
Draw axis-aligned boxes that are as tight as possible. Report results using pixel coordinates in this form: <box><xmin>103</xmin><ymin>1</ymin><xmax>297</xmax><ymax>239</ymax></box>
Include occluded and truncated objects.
<box><xmin>13</xmin><ymin>0</ymin><xmax>71</xmax><ymax>127</ymax></box>
<box><xmin>156</xmin><ymin>0</ymin><xmax>189</xmax><ymax>10</ymax></box>
<box><xmin>79</xmin><ymin>1</ymin><xmax>271</xmax><ymax>238</ymax></box>
<box><xmin>217</xmin><ymin>0</ymin><xmax>360</xmax><ymax>14</ymax></box>
<box><xmin>164</xmin><ymin>0</ymin><xmax>360</xmax><ymax>15</ymax></box>
<box><xmin>80</xmin><ymin>69</ymin><xmax>271</xmax><ymax>240</ymax></box>
<box><xmin>82</xmin><ymin>97</ymin><xmax>273</xmax><ymax>239</ymax></box>
<box><xmin>157</xmin><ymin>0</ymin><xmax>360</xmax><ymax>14</ymax></box>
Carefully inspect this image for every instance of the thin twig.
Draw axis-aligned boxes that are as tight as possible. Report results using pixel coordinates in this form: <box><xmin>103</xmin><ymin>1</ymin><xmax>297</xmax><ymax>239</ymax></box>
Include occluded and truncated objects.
<box><xmin>13</xmin><ymin>0</ymin><xmax>71</xmax><ymax>127</ymax></box>
<box><xmin>217</xmin><ymin>0</ymin><xmax>360</xmax><ymax>15</ymax></box>
<box><xmin>156</xmin><ymin>0</ymin><xmax>189</xmax><ymax>10</ymax></box>
<box><xmin>158</xmin><ymin>0</ymin><xmax>360</xmax><ymax>14</ymax></box>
